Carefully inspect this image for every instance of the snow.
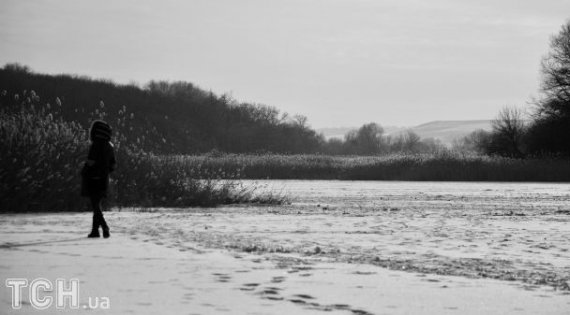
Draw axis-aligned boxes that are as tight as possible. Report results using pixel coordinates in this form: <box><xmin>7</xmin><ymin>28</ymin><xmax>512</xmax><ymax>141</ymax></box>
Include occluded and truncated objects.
<box><xmin>1</xmin><ymin>180</ymin><xmax>569</xmax><ymax>314</ymax></box>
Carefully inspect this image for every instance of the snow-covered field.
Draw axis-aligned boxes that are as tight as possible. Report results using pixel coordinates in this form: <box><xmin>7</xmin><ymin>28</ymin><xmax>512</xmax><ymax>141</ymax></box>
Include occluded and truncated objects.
<box><xmin>1</xmin><ymin>180</ymin><xmax>570</xmax><ymax>314</ymax></box>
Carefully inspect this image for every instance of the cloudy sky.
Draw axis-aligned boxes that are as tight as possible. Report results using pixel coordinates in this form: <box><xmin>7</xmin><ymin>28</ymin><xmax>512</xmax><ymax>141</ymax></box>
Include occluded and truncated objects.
<box><xmin>1</xmin><ymin>0</ymin><xmax>568</xmax><ymax>128</ymax></box>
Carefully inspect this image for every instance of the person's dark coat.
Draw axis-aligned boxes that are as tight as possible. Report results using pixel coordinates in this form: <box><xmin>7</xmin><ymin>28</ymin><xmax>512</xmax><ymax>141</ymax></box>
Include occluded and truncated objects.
<box><xmin>81</xmin><ymin>121</ymin><xmax>116</xmax><ymax>198</ymax></box>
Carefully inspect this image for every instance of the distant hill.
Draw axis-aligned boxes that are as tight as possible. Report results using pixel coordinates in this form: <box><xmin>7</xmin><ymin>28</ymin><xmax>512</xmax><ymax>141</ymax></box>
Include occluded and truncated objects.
<box><xmin>404</xmin><ymin>120</ymin><xmax>492</xmax><ymax>145</ymax></box>
<box><xmin>318</xmin><ymin>126</ymin><xmax>405</xmax><ymax>140</ymax></box>
<box><xmin>317</xmin><ymin>127</ymin><xmax>354</xmax><ymax>140</ymax></box>
<box><xmin>319</xmin><ymin>120</ymin><xmax>492</xmax><ymax>145</ymax></box>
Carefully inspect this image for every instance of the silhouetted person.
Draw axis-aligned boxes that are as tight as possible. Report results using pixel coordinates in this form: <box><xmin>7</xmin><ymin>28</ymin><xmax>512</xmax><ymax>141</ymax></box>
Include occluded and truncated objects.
<box><xmin>81</xmin><ymin>120</ymin><xmax>116</xmax><ymax>238</ymax></box>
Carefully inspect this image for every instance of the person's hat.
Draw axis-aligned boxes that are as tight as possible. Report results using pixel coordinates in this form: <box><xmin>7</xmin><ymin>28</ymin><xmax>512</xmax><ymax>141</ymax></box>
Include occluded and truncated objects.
<box><xmin>90</xmin><ymin>120</ymin><xmax>112</xmax><ymax>141</ymax></box>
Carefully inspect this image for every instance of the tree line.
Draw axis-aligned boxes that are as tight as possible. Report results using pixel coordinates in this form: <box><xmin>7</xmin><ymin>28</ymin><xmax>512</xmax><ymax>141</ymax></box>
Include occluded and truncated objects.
<box><xmin>0</xmin><ymin>66</ymin><xmax>323</xmax><ymax>154</ymax></box>
<box><xmin>322</xmin><ymin>123</ymin><xmax>445</xmax><ymax>155</ymax></box>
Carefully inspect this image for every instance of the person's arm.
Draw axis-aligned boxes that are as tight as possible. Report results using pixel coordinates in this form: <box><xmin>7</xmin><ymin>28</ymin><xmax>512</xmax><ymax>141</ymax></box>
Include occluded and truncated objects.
<box><xmin>86</xmin><ymin>144</ymin><xmax>96</xmax><ymax>166</ymax></box>
<box><xmin>108</xmin><ymin>143</ymin><xmax>116</xmax><ymax>173</ymax></box>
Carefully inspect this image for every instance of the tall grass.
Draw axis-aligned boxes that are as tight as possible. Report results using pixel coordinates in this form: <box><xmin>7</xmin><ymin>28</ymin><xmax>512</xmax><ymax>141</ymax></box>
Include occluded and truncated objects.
<box><xmin>173</xmin><ymin>153</ymin><xmax>570</xmax><ymax>182</ymax></box>
<box><xmin>0</xmin><ymin>90</ymin><xmax>284</xmax><ymax>212</ymax></box>
<box><xmin>1</xmin><ymin>93</ymin><xmax>87</xmax><ymax>211</ymax></box>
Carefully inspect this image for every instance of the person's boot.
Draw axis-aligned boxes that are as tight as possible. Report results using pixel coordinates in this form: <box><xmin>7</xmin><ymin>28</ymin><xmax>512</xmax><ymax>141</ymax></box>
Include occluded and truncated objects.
<box><xmin>87</xmin><ymin>229</ymin><xmax>100</xmax><ymax>238</ymax></box>
<box><xmin>102</xmin><ymin>227</ymin><xmax>110</xmax><ymax>238</ymax></box>
<box><xmin>101</xmin><ymin>216</ymin><xmax>110</xmax><ymax>238</ymax></box>
<box><xmin>88</xmin><ymin>214</ymin><xmax>100</xmax><ymax>238</ymax></box>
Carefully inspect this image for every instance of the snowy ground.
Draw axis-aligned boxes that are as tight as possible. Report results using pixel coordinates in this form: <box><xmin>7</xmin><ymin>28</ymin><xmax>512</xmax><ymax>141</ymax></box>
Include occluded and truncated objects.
<box><xmin>1</xmin><ymin>180</ymin><xmax>570</xmax><ymax>314</ymax></box>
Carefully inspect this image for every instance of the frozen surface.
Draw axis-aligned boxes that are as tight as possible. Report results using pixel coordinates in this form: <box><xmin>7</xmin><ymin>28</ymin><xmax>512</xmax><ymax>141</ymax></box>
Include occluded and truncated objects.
<box><xmin>1</xmin><ymin>180</ymin><xmax>570</xmax><ymax>314</ymax></box>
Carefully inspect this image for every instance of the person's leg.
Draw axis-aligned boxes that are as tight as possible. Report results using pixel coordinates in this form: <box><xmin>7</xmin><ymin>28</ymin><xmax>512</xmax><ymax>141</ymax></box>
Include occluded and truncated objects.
<box><xmin>100</xmin><ymin>199</ymin><xmax>110</xmax><ymax>238</ymax></box>
<box><xmin>88</xmin><ymin>195</ymin><xmax>101</xmax><ymax>237</ymax></box>
<box><xmin>93</xmin><ymin>195</ymin><xmax>110</xmax><ymax>238</ymax></box>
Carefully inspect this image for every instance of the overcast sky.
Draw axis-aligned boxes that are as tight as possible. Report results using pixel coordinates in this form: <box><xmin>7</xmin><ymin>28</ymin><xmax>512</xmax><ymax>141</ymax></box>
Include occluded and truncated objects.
<box><xmin>1</xmin><ymin>0</ymin><xmax>568</xmax><ymax>128</ymax></box>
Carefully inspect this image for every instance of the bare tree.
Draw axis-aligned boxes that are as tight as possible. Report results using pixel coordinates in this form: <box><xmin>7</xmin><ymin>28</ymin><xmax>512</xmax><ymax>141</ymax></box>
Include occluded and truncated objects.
<box><xmin>526</xmin><ymin>20</ymin><xmax>570</xmax><ymax>156</ymax></box>
<box><xmin>344</xmin><ymin>123</ymin><xmax>385</xmax><ymax>154</ymax></box>
<box><xmin>489</xmin><ymin>107</ymin><xmax>527</xmax><ymax>157</ymax></box>
<box><xmin>402</xmin><ymin>130</ymin><xmax>421</xmax><ymax>153</ymax></box>
<box><xmin>293</xmin><ymin>114</ymin><xmax>308</xmax><ymax>128</ymax></box>
<box><xmin>539</xmin><ymin>20</ymin><xmax>570</xmax><ymax>118</ymax></box>
<box><xmin>452</xmin><ymin>129</ymin><xmax>491</xmax><ymax>154</ymax></box>
<box><xmin>388</xmin><ymin>130</ymin><xmax>422</xmax><ymax>153</ymax></box>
